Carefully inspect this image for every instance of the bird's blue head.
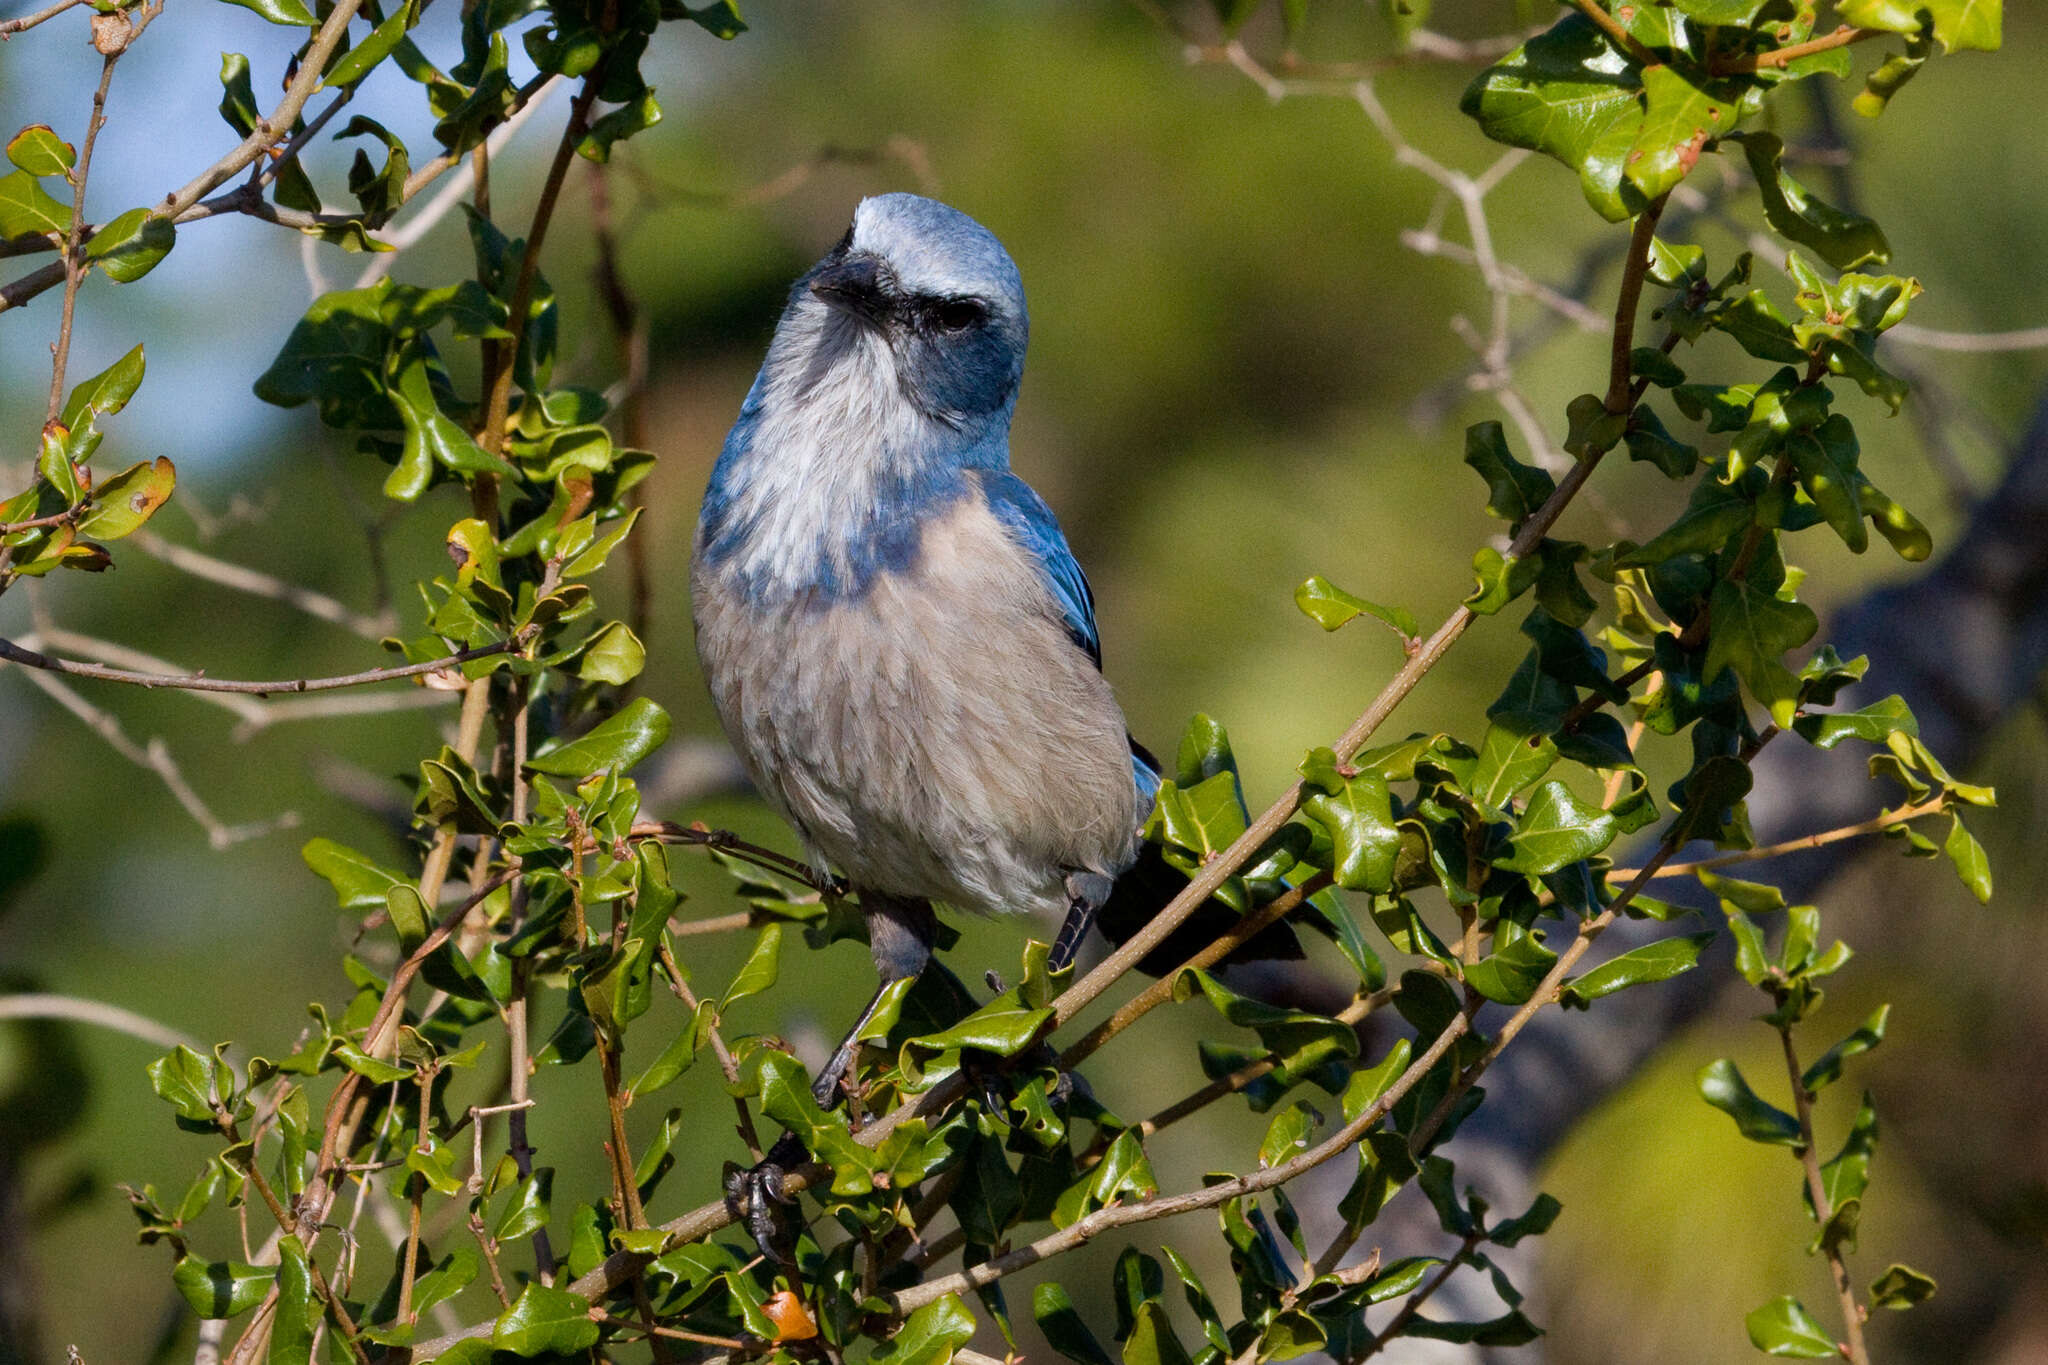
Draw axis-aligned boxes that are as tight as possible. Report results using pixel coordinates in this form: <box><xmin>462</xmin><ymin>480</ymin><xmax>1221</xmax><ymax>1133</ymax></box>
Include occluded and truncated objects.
<box><xmin>698</xmin><ymin>196</ymin><xmax>1032</xmax><ymax>601</ymax></box>
<box><xmin>788</xmin><ymin>193</ymin><xmax>1029</xmax><ymax>425</ymax></box>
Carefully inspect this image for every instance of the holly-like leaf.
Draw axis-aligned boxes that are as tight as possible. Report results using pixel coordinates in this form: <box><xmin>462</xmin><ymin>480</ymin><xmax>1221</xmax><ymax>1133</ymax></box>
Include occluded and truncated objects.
<box><xmin>1869</xmin><ymin>1263</ymin><xmax>1937</xmax><ymax>1308</ymax></box>
<box><xmin>1698</xmin><ymin>1058</ymin><xmax>1802</xmax><ymax>1145</ymax></box>
<box><xmin>1704</xmin><ymin>579</ymin><xmax>1818</xmax><ymax>728</ymax></box>
<box><xmin>492</xmin><ymin>1281</ymin><xmax>600</xmax><ymax>1356</ymax></box>
<box><xmin>527</xmin><ymin>697</ymin><xmax>670</xmax><ymax>777</ymax></box>
<box><xmin>0</xmin><ymin>169</ymin><xmax>68</xmax><ymax>236</ymax></box>
<box><xmin>1493</xmin><ymin>780</ymin><xmax>1618</xmax><ymax>875</ymax></box>
<box><xmin>1295</xmin><ymin>574</ymin><xmax>1418</xmax><ymax>638</ymax></box>
<box><xmin>1463</xmin><ymin>421</ymin><xmax>1556</xmax><ymax>522</ymax></box>
<box><xmin>1560</xmin><ymin>932</ymin><xmax>1716</xmax><ymax>1007</ymax></box>
<box><xmin>1744</xmin><ymin>1296</ymin><xmax>1838</xmax><ymax>1357</ymax></box>
<box><xmin>1735</xmin><ymin>133</ymin><xmax>1889</xmax><ymax>269</ymax></box>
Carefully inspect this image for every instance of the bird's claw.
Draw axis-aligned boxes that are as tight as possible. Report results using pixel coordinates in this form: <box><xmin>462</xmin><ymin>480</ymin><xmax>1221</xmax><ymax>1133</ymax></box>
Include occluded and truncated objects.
<box><xmin>723</xmin><ymin>1134</ymin><xmax>807</xmax><ymax>1265</ymax></box>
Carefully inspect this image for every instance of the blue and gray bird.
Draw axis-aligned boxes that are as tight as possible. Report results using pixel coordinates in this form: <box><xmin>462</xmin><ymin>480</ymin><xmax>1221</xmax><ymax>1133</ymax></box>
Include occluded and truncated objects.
<box><xmin>692</xmin><ymin>194</ymin><xmax>1158</xmax><ymax>1113</ymax></box>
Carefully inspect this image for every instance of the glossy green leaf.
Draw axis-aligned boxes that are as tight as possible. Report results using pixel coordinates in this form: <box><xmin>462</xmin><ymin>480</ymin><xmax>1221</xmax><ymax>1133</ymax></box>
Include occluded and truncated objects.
<box><xmin>871</xmin><ymin>1293</ymin><xmax>978</xmax><ymax>1365</ymax></box>
<box><xmin>1869</xmin><ymin>1263</ymin><xmax>1937</xmax><ymax>1308</ymax></box>
<box><xmin>1464</xmin><ymin>927</ymin><xmax>1560</xmax><ymax>1006</ymax></box>
<box><xmin>1493</xmin><ymin>780</ymin><xmax>1618</xmax><ymax>875</ymax></box>
<box><xmin>0</xmin><ymin>168</ymin><xmax>68</xmax><ymax>236</ymax></box>
<box><xmin>172</xmin><ymin>1257</ymin><xmax>274</xmax><ymax>1319</ymax></box>
<box><xmin>1943</xmin><ymin>812</ymin><xmax>1992</xmax><ymax>903</ymax></box>
<box><xmin>1704</xmin><ymin>578</ymin><xmax>1818</xmax><ymax>728</ymax></box>
<box><xmin>323</xmin><ymin>5</ymin><xmax>413</xmax><ymax>89</ymax></box>
<box><xmin>492</xmin><ymin>1281</ymin><xmax>600</xmax><ymax>1356</ymax></box>
<box><xmin>1792</xmin><ymin>695</ymin><xmax>1916</xmax><ymax>749</ymax></box>
<box><xmin>217</xmin><ymin>0</ymin><xmax>317</xmax><ymax>23</ymax></box>
<box><xmin>1735</xmin><ymin>133</ymin><xmax>1889</xmax><ymax>269</ymax></box>
<box><xmin>1258</xmin><ymin>1101</ymin><xmax>1318</xmax><ymax>1168</ymax></box>
<box><xmin>1560</xmin><ymin>932</ymin><xmax>1715</xmax><ymax>1007</ymax></box>
<box><xmin>493</xmin><ymin>1166</ymin><xmax>553</xmax><ymax>1242</ymax></box>
<box><xmin>1744</xmin><ymin>1296</ymin><xmax>1838</xmax><ymax>1357</ymax></box>
<box><xmin>1698</xmin><ymin>1058</ymin><xmax>1802</xmax><ymax>1145</ymax></box>
<box><xmin>76</xmin><ymin>456</ymin><xmax>174</xmax><ymax>540</ymax></box>
<box><xmin>6</xmin><ymin>125</ymin><xmax>73</xmax><ymax>177</ymax></box>
<box><xmin>1786</xmin><ymin>416</ymin><xmax>1866</xmax><ymax>552</ymax></box>
<box><xmin>1463</xmin><ymin>421</ymin><xmax>1555</xmax><ymax>522</ymax></box>
<box><xmin>272</xmin><ymin>1237</ymin><xmax>318</xmax><ymax>1365</ymax></box>
<box><xmin>84</xmin><ymin>208</ymin><xmax>176</xmax><ymax>283</ymax></box>
<box><xmin>1801</xmin><ymin>1005</ymin><xmax>1889</xmax><ymax>1093</ymax></box>
<box><xmin>1295</xmin><ymin>574</ymin><xmax>1418</xmax><ymax>638</ymax></box>
<box><xmin>1298</xmin><ymin>753</ymin><xmax>1401</xmax><ymax>892</ymax></box>
<box><xmin>527</xmin><ymin>697</ymin><xmax>670</xmax><ymax>776</ymax></box>
<box><xmin>59</xmin><ymin>343</ymin><xmax>145</xmax><ymax>431</ymax></box>
<box><xmin>1033</xmin><ymin>1282</ymin><xmax>1116</xmax><ymax>1365</ymax></box>
<box><xmin>721</xmin><ymin>922</ymin><xmax>783</xmax><ymax>1009</ymax></box>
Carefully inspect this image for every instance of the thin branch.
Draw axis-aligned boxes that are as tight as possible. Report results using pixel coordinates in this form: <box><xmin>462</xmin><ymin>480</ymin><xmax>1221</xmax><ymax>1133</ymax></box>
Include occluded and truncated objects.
<box><xmin>1563</xmin><ymin>0</ymin><xmax>1661</xmax><ymax>69</ymax></box>
<box><xmin>354</xmin><ymin>75</ymin><xmax>567</xmax><ymax>289</ymax></box>
<box><xmin>1886</xmin><ymin>321</ymin><xmax>2048</xmax><ymax>353</ymax></box>
<box><xmin>127</xmin><ymin>531</ymin><xmax>390</xmax><ymax>638</ymax></box>
<box><xmin>1711</xmin><ymin>25</ymin><xmax>1881</xmax><ymax>75</ymax></box>
<box><xmin>0</xmin><ymin>992</ymin><xmax>199</xmax><ymax>1050</ymax></box>
<box><xmin>1620</xmin><ymin>796</ymin><xmax>1948</xmax><ymax>878</ymax></box>
<box><xmin>157</xmin><ymin>0</ymin><xmax>365</xmax><ymax>221</ymax></box>
<box><xmin>1779</xmin><ymin>1027</ymin><xmax>1871</xmax><ymax>1364</ymax></box>
<box><xmin>0</xmin><ymin>634</ymin><xmax>516</xmax><ymax>694</ymax></box>
<box><xmin>0</xmin><ymin>0</ymin><xmax>84</xmax><ymax>37</ymax></box>
<box><xmin>7</xmin><ymin>666</ymin><xmax>297</xmax><ymax>848</ymax></box>
<box><xmin>46</xmin><ymin>20</ymin><xmax>135</xmax><ymax>423</ymax></box>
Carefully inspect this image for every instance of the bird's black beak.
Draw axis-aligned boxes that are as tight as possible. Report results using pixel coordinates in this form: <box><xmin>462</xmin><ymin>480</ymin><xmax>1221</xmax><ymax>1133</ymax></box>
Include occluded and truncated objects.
<box><xmin>810</xmin><ymin>254</ymin><xmax>891</xmax><ymax>324</ymax></box>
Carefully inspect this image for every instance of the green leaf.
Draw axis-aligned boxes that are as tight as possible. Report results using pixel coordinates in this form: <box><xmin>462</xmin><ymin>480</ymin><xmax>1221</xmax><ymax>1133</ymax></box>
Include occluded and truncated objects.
<box><xmin>299</xmin><ymin>839</ymin><xmax>407</xmax><ymax>912</ymax></box>
<box><xmin>323</xmin><ymin>5</ymin><xmax>413</xmax><ymax>89</ymax></box>
<box><xmin>492</xmin><ymin>1281</ymin><xmax>600</xmax><ymax>1356</ymax></box>
<box><xmin>1560</xmin><ymin>932</ymin><xmax>1716</xmax><ymax>1007</ymax></box>
<box><xmin>60</xmin><ymin>343</ymin><xmax>145</xmax><ymax>430</ymax></box>
<box><xmin>1698</xmin><ymin>1059</ymin><xmax>1802</xmax><ymax>1145</ymax></box>
<box><xmin>1298</xmin><ymin>755</ymin><xmax>1401</xmax><ymax>893</ymax></box>
<box><xmin>272</xmin><ymin>1237</ymin><xmax>319</xmax><ymax>1365</ymax></box>
<box><xmin>1489</xmin><ymin>1191</ymin><xmax>1564</xmax><ymax>1246</ymax></box>
<box><xmin>1735</xmin><ymin>133</ymin><xmax>1889</xmax><ymax>270</ymax></box>
<box><xmin>0</xmin><ymin>168</ymin><xmax>69</xmax><ymax>236</ymax></box>
<box><xmin>1258</xmin><ymin>1101</ymin><xmax>1319</xmax><ymax>1168</ymax></box>
<box><xmin>84</xmin><ymin>208</ymin><xmax>176</xmax><ymax>283</ymax></box>
<box><xmin>1617</xmin><ymin>474</ymin><xmax>1755</xmax><ymax>567</ymax></box>
<box><xmin>76</xmin><ymin>456</ymin><xmax>174</xmax><ymax>540</ymax></box>
<box><xmin>6</xmin><ymin>125</ymin><xmax>74</xmax><ymax>177</ymax></box>
<box><xmin>147</xmin><ymin>1044</ymin><xmax>220</xmax><ymax>1127</ymax></box>
<box><xmin>1802</xmin><ymin>1005</ymin><xmax>1889</xmax><ymax>1092</ymax></box>
<box><xmin>1361</xmin><ymin>1255</ymin><xmax>1442</xmax><ymax>1302</ymax></box>
<box><xmin>1493</xmin><ymin>780</ymin><xmax>1618</xmax><ymax>875</ymax></box>
<box><xmin>1869</xmin><ymin>1263</ymin><xmax>1937</xmax><ymax>1309</ymax></box>
<box><xmin>1943</xmin><ymin>812</ymin><xmax>1992</xmax><ymax>903</ymax></box>
<box><xmin>579</xmin><ymin>88</ymin><xmax>662</xmax><ymax>163</ymax></box>
<box><xmin>1033</xmin><ymin>1282</ymin><xmax>1116</xmax><ymax>1365</ymax></box>
<box><xmin>871</xmin><ymin>1293</ymin><xmax>977</xmax><ymax>1365</ymax></box>
<box><xmin>1626</xmin><ymin>65</ymin><xmax>1738</xmax><ymax>202</ymax></box>
<box><xmin>1814</xmin><ymin>1092</ymin><xmax>1879</xmax><ymax>1216</ymax></box>
<box><xmin>172</xmin><ymin>1257</ymin><xmax>274</xmax><ymax>1319</ymax></box>
<box><xmin>1744</xmin><ymin>1296</ymin><xmax>1838</xmax><ymax>1357</ymax></box>
<box><xmin>1464</xmin><ymin>926</ymin><xmax>1560</xmax><ymax>1006</ymax></box>
<box><xmin>1295</xmin><ymin>574</ymin><xmax>1418</xmax><ymax>638</ymax></box>
<box><xmin>493</xmin><ymin>1167</ymin><xmax>553</xmax><ymax>1242</ymax></box>
<box><xmin>527</xmin><ymin>697</ymin><xmax>670</xmax><ymax>776</ymax></box>
<box><xmin>1460</xmin><ymin>14</ymin><xmax>1651</xmax><ymax>221</ymax></box>
<box><xmin>1704</xmin><ymin>578</ymin><xmax>1818</xmax><ymax>728</ymax></box>
<box><xmin>1785</xmin><ymin>416</ymin><xmax>1866</xmax><ymax>553</ymax></box>
<box><xmin>1463</xmin><ymin>421</ymin><xmax>1555</xmax><ymax>522</ymax></box>
<box><xmin>217</xmin><ymin>0</ymin><xmax>317</xmax><ymax>25</ymax></box>
<box><xmin>1793</xmin><ymin>695</ymin><xmax>1916</xmax><ymax>749</ymax></box>
<box><xmin>721</xmin><ymin>923</ymin><xmax>783</xmax><ymax>1009</ymax></box>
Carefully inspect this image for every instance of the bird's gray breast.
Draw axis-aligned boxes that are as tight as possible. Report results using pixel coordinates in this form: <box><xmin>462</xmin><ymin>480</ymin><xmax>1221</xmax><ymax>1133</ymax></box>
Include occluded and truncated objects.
<box><xmin>691</xmin><ymin>490</ymin><xmax>1141</xmax><ymax>917</ymax></box>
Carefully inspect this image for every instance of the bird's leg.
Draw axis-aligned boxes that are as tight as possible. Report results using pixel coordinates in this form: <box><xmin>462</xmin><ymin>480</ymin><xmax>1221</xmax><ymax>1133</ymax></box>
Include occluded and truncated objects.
<box><xmin>1049</xmin><ymin>869</ymin><xmax>1112</xmax><ymax>974</ymax></box>
<box><xmin>725</xmin><ymin>893</ymin><xmax>936</xmax><ymax>1262</ymax></box>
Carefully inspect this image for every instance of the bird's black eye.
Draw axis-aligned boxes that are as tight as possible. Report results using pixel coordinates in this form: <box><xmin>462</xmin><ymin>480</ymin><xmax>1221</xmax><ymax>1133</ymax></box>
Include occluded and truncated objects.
<box><xmin>933</xmin><ymin>298</ymin><xmax>988</xmax><ymax>333</ymax></box>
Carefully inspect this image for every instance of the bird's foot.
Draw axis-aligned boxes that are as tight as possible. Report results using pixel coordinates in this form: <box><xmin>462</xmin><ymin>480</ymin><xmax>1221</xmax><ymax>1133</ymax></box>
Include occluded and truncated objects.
<box><xmin>723</xmin><ymin>1132</ymin><xmax>808</xmax><ymax>1265</ymax></box>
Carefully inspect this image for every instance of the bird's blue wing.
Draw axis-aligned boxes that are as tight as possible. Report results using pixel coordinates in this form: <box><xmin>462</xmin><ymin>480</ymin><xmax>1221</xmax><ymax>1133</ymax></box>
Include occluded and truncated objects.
<box><xmin>981</xmin><ymin>470</ymin><xmax>1102</xmax><ymax>668</ymax></box>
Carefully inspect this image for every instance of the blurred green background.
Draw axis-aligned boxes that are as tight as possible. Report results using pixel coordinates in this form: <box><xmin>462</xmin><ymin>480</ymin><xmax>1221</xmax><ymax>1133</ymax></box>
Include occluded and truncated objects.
<box><xmin>1</xmin><ymin>2</ymin><xmax>2043</xmax><ymax>1361</ymax></box>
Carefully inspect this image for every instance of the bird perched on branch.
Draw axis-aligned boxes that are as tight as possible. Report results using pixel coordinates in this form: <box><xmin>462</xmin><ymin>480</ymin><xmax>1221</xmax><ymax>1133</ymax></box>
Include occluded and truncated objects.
<box><xmin>693</xmin><ymin>191</ymin><xmax>1152</xmax><ymax>1049</ymax></box>
<box><xmin>691</xmin><ymin>194</ymin><xmax>1292</xmax><ymax>1247</ymax></box>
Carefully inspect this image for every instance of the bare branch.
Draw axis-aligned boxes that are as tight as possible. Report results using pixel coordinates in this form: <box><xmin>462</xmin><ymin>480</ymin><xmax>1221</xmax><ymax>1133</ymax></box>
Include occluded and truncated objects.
<box><xmin>7</xmin><ymin>666</ymin><xmax>297</xmax><ymax>847</ymax></box>
<box><xmin>0</xmin><ymin>992</ymin><xmax>199</xmax><ymax>1051</ymax></box>
<box><xmin>127</xmin><ymin>530</ymin><xmax>392</xmax><ymax>638</ymax></box>
<box><xmin>0</xmin><ymin>0</ymin><xmax>86</xmax><ymax>37</ymax></box>
<box><xmin>0</xmin><ymin>633</ymin><xmax>517</xmax><ymax>694</ymax></box>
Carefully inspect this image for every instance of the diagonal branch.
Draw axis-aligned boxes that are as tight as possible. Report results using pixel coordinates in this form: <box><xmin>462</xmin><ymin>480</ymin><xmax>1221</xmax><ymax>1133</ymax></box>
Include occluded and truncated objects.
<box><xmin>0</xmin><ymin>634</ymin><xmax>516</xmax><ymax>694</ymax></box>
